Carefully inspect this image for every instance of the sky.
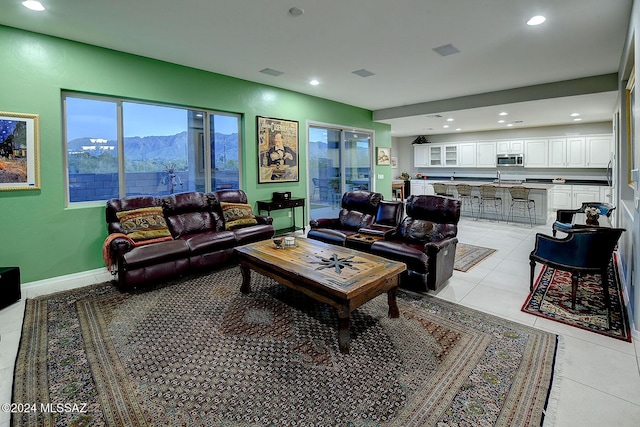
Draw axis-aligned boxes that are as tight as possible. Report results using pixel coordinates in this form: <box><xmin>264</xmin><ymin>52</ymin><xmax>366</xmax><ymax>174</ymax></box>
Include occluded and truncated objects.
<box><xmin>65</xmin><ymin>97</ymin><xmax>238</xmax><ymax>141</ymax></box>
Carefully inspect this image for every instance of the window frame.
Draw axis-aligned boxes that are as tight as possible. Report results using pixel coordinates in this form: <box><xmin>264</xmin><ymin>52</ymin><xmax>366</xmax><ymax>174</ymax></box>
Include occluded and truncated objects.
<box><xmin>62</xmin><ymin>92</ymin><xmax>242</xmax><ymax>206</ymax></box>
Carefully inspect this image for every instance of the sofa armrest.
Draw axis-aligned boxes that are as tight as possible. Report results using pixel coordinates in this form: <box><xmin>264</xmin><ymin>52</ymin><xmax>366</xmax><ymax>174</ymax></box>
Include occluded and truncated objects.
<box><xmin>255</xmin><ymin>215</ymin><xmax>273</xmax><ymax>225</ymax></box>
<box><xmin>310</xmin><ymin>218</ymin><xmax>341</xmax><ymax>229</ymax></box>
<box><xmin>358</xmin><ymin>224</ymin><xmax>396</xmax><ymax>238</ymax></box>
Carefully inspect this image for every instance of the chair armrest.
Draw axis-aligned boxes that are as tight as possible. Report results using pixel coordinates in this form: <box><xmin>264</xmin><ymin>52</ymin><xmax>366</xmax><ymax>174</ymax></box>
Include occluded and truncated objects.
<box><xmin>424</xmin><ymin>237</ymin><xmax>458</xmax><ymax>257</ymax></box>
<box><xmin>255</xmin><ymin>215</ymin><xmax>273</xmax><ymax>225</ymax></box>
<box><xmin>310</xmin><ymin>218</ymin><xmax>340</xmax><ymax>229</ymax></box>
<box><xmin>555</xmin><ymin>208</ymin><xmax>578</xmax><ymax>223</ymax></box>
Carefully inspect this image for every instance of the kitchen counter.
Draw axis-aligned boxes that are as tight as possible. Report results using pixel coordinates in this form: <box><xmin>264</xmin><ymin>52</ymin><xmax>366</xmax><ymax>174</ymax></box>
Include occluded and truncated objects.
<box><xmin>430</xmin><ymin>180</ymin><xmax>554</xmax><ymax>190</ymax></box>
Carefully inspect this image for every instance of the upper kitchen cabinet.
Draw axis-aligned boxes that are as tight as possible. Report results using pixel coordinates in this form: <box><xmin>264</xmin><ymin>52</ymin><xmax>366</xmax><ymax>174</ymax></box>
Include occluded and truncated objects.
<box><xmin>476</xmin><ymin>142</ymin><xmax>496</xmax><ymax>167</ymax></box>
<box><xmin>458</xmin><ymin>143</ymin><xmax>476</xmax><ymax>167</ymax></box>
<box><xmin>524</xmin><ymin>139</ymin><xmax>548</xmax><ymax>167</ymax></box>
<box><xmin>496</xmin><ymin>140</ymin><xmax>524</xmax><ymax>154</ymax></box>
<box><xmin>424</xmin><ymin>144</ymin><xmax>458</xmax><ymax>167</ymax></box>
<box><xmin>586</xmin><ymin>136</ymin><xmax>612</xmax><ymax>168</ymax></box>
<box><xmin>414</xmin><ymin>145</ymin><xmax>429</xmax><ymax>167</ymax></box>
<box><xmin>548</xmin><ymin>137</ymin><xmax>586</xmax><ymax>167</ymax></box>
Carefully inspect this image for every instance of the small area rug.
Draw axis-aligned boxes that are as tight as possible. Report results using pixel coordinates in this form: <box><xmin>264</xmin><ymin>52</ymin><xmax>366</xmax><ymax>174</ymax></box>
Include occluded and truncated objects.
<box><xmin>13</xmin><ymin>266</ymin><xmax>558</xmax><ymax>426</ymax></box>
<box><xmin>455</xmin><ymin>243</ymin><xmax>497</xmax><ymax>272</ymax></box>
<box><xmin>522</xmin><ymin>257</ymin><xmax>631</xmax><ymax>342</ymax></box>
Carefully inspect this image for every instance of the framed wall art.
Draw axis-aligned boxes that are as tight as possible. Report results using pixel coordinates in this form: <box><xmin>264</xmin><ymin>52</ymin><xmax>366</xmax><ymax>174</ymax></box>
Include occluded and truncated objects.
<box><xmin>376</xmin><ymin>147</ymin><xmax>391</xmax><ymax>165</ymax></box>
<box><xmin>257</xmin><ymin>116</ymin><xmax>299</xmax><ymax>183</ymax></box>
<box><xmin>0</xmin><ymin>111</ymin><xmax>40</xmax><ymax>191</ymax></box>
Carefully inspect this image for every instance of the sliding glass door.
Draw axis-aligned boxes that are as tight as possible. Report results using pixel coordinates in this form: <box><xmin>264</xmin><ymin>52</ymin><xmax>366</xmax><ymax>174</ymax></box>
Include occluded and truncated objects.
<box><xmin>308</xmin><ymin>125</ymin><xmax>373</xmax><ymax>220</ymax></box>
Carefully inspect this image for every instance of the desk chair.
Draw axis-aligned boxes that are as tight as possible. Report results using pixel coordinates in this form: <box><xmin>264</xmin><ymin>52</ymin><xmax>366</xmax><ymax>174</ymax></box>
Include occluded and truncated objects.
<box><xmin>530</xmin><ymin>227</ymin><xmax>625</xmax><ymax>310</ymax></box>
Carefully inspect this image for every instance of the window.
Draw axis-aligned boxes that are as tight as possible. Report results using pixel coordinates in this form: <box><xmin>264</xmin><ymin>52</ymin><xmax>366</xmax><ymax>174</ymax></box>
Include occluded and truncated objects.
<box><xmin>63</xmin><ymin>93</ymin><xmax>241</xmax><ymax>204</ymax></box>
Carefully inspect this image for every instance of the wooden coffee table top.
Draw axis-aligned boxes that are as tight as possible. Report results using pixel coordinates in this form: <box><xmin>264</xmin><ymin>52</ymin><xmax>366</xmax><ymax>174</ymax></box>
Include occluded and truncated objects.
<box><xmin>235</xmin><ymin>237</ymin><xmax>406</xmax><ymax>300</ymax></box>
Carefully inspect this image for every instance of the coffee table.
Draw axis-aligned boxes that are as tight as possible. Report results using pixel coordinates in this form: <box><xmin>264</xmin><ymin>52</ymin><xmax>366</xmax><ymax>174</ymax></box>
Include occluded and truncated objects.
<box><xmin>235</xmin><ymin>238</ymin><xmax>406</xmax><ymax>353</ymax></box>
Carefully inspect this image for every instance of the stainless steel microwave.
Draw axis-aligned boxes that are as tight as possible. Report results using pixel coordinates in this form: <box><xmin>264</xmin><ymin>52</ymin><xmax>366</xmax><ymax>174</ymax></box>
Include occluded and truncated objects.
<box><xmin>497</xmin><ymin>154</ymin><xmax>524</xmax><ymax>167</ymax></box>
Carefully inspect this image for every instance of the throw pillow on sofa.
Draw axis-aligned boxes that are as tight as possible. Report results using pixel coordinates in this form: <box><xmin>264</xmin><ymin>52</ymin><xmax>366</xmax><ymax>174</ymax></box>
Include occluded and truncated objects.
<box><xmin>115</xmin><ymin>207</ymin><xmax>172</xmax><ymax>241</ymax></box>
<box><xmin>220</xmin><ymin>202</ymin><xmax>258</xmax><ymax>230</ymax></box>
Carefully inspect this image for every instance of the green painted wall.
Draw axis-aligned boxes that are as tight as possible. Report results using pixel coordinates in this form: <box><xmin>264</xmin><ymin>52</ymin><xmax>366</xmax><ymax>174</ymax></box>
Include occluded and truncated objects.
<box><xmin>0</xmin><ymin>25</ymin><xmax>391</xmax><ymax>283</ymax></box>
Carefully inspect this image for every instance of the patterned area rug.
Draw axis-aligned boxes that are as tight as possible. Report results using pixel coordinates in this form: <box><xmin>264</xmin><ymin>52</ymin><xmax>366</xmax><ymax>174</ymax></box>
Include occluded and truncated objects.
<box><xmin>13</xmin><ymin>266</ymin><xmax>558</xmax><ymax>426</ymax></box>
<box><xmin>455</xmin><ymin>243</ymin><xmax>497</xmax><ymax>272</ymax></box>
<box><xmin>522</xmin><ymin>256</ymin><xmax>631</xmax><ymax>342</ymax></box>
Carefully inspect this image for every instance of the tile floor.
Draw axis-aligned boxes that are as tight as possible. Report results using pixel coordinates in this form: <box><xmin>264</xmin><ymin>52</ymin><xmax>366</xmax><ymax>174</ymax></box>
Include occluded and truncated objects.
<box><xmin>0</xmin><ymin>218</ymin><xmax>639</xmax><ymax>426</ymax></box>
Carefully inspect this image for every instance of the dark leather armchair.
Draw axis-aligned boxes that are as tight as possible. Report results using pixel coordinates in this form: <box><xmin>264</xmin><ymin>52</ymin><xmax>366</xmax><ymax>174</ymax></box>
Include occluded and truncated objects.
<box><xmin>552</xmin><ymin>202</ymin><xmax>615</xmax><ymax>236</ymax></box>
<box><xmin>370</xmin><ymin>195</ymin><xmax>461</xmax><ymax>292</ymax></box>
<box><xmin>307</xmin><ymin>190</ymin><xmax>383</xmax><ymax>245</ymax></box>
<box><xmin>529</xmin><ymin>227</ymin><xmax>625</xmax><ymax>309</ymax></box>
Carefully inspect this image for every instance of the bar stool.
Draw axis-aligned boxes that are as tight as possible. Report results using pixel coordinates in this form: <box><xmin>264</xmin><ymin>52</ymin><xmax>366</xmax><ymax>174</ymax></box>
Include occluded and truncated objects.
<box><xmin>433</xmin><ymin>183</ymin><xmax>455</xmax><ymax>198</ymax></box>
<box><xmin>508</xmin><ymin>187</ymin><xmax>536</xmax><ymax>227</ymax></box>
<box><xmin>455</xmin><ymin>184</ymin><xmax>479</xmax><ymax>220</ymax></box>
<box><xmin>478</xmin><ymin>185</ymin><xmax>503</xmax><ymax>221</ymax></box>
<box><xmin>392</xmin><ymin>182</ymin><xmax>405</xmax><ymax>201</ymax></box>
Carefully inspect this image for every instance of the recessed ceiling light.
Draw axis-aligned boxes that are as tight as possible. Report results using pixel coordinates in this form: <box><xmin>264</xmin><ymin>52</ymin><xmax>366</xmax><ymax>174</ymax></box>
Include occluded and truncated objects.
<box><xmin>455</xmin><ymin>128</ymin><xmax>462</xmax><ymax>131</ymax></box>
<box><xmin>527</xmin><ymin>15</ymin><xmax>546</xmax><ymax>26</ymax></box>
<box><xmin>570</xmin><ymin>113</ymin><xmax>580</xmax><ymax>117</ymax></box>
<box><xmin>498</xmin><ymin>120</ymin><xmax>505</xmax><ymax>124</ymax></box>
<box><xmin>499</xmin><ymin>112</ymin><xmax>508</xmax><ymax>116</ymax></box>
<box><xmin>309</xmin><ymin>79</ymin><xmax>319</xmax><ymax>86</ymax></box>
<box><xmin>507</xmin><ymin>124</ymin><xmax>514</xmax><ymax>127</ymax></box>
<box><xmin>573</xmin><ymin>118</ymin><xmax>582</xmax><ymax>121</ymax></box>
<box><xmin>446</xmin><ymin>118</ymin><xmax>454</xmax><ymax>122</ymax></box>
<box><xmin>443</xmin><ymin>125</ymin><xmax>449</xmax><ymax>129</ymax></box>
<box><xmin>22</xmin><ymin>1</ymin><xmax>45</xmax><ymax>11</ymax></box>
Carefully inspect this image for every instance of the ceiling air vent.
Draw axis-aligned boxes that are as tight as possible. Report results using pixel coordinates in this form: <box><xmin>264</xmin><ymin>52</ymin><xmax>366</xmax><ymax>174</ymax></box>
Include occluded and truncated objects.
<box><xmin>432</xmin><ymin>44</ymin><xmax>460</xmax><ymax>57</ymax></box>
<box><xmin>352</xmin><ymin>69</ymin><xmax>375</xmax><ymax>77</ymax></box>
<box><xmin>425</xmin><ymin>114</ymin><xmax>443</xmax><ymax>118</ymax></box>
<box><xmin>260</xmin><ymin>68</ymin><xmax>284</xmax><ymax>77</ymax></box>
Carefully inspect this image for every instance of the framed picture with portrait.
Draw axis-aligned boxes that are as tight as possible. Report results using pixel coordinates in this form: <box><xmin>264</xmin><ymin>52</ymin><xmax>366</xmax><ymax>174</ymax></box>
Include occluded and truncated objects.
<box><xmin>0</xmin><ymin>111</ymin><xmax>40</xmax><ymax>191</ymax></box>
<box><xmin>257</xmin><ymin>116</ymin><xmax>299</xmax><ymax>183</ymax></box>
<box><xmin>376</xmin><ymin>147</ymin><xmax>391</xmax><ymax>165</ymax></box>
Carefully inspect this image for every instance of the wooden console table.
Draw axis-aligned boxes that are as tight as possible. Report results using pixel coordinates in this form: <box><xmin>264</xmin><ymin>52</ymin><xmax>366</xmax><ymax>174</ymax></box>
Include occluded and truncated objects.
<box><xmin>257</xmin><ymin>197</ymin><xmax>306</xmax><ymax>234</ymax></box>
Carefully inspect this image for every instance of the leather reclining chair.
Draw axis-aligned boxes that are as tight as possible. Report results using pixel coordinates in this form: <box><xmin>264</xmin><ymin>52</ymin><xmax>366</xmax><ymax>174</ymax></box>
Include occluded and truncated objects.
<box><xmin>370</xmin><ymin>195</ymin><xmax>461</xmax><ymax>292</ymax></box>
<box><xmin>307</xmin><ymin>190</ymin><xmax>383</xmax><ymax>245</ymax></box>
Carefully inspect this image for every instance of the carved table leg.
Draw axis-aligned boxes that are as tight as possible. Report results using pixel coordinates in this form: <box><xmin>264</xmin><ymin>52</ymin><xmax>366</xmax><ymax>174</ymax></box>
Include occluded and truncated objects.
<box><xmin>388</xmin><ymin>286</ymin><xmax>400</xmax><ymax>318</ymax></box>
<box><xmin>240</xmin><ymin>265</ymin><xmax>251</xmax><ymax>294</ymax></box>
<box><xmin>337</xmin><ymin>311</ymin><xmax>350</xmax><ymax>354</ymax></box>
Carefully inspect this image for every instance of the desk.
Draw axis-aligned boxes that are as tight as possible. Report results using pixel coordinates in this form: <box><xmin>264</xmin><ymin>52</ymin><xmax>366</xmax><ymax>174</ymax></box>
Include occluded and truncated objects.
<box><xmin>572</xmin><ymin>213</ymin><xmax>612</xmax><ymax>228</ymax></box>
<box><xmin>391</xmin><ymin>182</ymin><xmax>405</xmax><ymax>201</ymax></box>
<box><xmin>257</xmin><ymin>197</ymin><xmax>306</xmax><ymax>234</ymax></box>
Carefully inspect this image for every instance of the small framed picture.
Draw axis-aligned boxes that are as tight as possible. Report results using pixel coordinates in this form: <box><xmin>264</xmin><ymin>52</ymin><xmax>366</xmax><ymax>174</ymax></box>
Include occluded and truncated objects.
<box><xmin>391</xmin><ymin>156</ymin><xmax>398</xmax><ymax>168</ymax></box>
<box><xmin>376</xmin><ymin>147</ymin><xmax>391</xmax><ymax>165</ymax></box>
<box><xmin>0</xmin><ymin>111</ymin><xmax>40</xmax><ymax>191</ymax></box>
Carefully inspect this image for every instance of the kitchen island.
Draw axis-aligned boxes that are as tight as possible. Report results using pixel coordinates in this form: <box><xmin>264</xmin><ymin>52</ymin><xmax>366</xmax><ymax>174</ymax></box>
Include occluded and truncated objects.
<box><xmin>413</xmin><ymin>180</ymin><xmax>555</xmax><ymax>225</ymax></box>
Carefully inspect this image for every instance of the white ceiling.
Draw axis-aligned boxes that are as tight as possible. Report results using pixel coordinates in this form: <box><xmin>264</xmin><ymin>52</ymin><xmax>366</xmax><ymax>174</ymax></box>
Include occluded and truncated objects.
<box><xmin>1</xmin><ymin>0</ymin><xmax>632</xmax><ymax>137</ymax></box>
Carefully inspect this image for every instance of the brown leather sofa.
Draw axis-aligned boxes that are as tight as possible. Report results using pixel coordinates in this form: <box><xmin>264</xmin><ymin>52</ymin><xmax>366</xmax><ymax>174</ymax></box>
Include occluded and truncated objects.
<box><xmin>307</xmin><ymin>190</ymin><xmax>384</xmax><ymax>245</ymax></box>
<box><xmin>105</xmin><ymin>190</ymin><xmax>274</xmax><ymax>289</ymax></box>
<box><xmin>370</xmin><ymin>195</ymin><xmax>461</xmax><ymax>292</ymax></box>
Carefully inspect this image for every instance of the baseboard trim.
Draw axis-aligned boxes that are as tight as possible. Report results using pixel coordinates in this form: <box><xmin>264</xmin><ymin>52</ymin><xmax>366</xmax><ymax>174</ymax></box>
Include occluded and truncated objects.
<box><xmin>22</xmin><ymin>267</ymin><xmax>112</xmax><ymax>291</ymax></box>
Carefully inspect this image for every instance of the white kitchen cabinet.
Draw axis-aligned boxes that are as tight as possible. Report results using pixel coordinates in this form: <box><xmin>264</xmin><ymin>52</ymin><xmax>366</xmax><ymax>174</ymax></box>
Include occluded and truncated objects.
<box><xmin>524</xmin><ymin>139</ymin><xmax>548</xmax><ymax>167</ymax></box>
<box><xmin>476</xmin><ymin>142</ymin><xmax>496</xmax><ymax>167</ymax></box>
<box><xmin>496</xmin><ymin>140</ymin><xmax>524</xmax><ymax>154</ymax></box>
<box><xmin>586</xmin><ymin>136</ymin><xmax>612</xmax><ymax>168</ymax></box>
<box><xmin>458</xmin><ymin>143</ymin><xmax>476</xmax><ymax>167</ymax></box>
<box><xmin>429</xmin><ymin>145</ymin><xmax>443</xmax><ymax>167</ymax></box>
<box><xmin>552</xmin><ymin>185</ymin><xmax>573</xmax><ymax>210</ymax></box>
<box><xmin>427</xmin><ymin>144</ymin><xmax>458</xmax><ymax>167</ymax></box>
<box><xmin>548</xmin><ymin>137</ymin><xmax>586</xmax><ymax>167</ymax></box>
<box><xmin>413</xmin><ymin>145</ymin><xmax>429</xmax><ymax>167</ymax></box>
<box><xmin>572</xmin><ymin>185</ymin><xmax>601</xmax><ymax>207</ymax></box>
<box><xmin>410</xmin><ymin>180</ymin><xmax>427</xmax><ymax>196</ymax></box>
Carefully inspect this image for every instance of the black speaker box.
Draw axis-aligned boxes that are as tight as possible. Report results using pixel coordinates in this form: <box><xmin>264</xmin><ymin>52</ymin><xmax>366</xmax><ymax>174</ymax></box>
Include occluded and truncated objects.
<box><xmin>0</xmin><ymin>267</ymin><xmax>21</xmax><ymax>310</ymax></box>
<box><xmin>273</xmin><ymin>191</ymin><xmax>291</xmax><ymax>201</ymax></box>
